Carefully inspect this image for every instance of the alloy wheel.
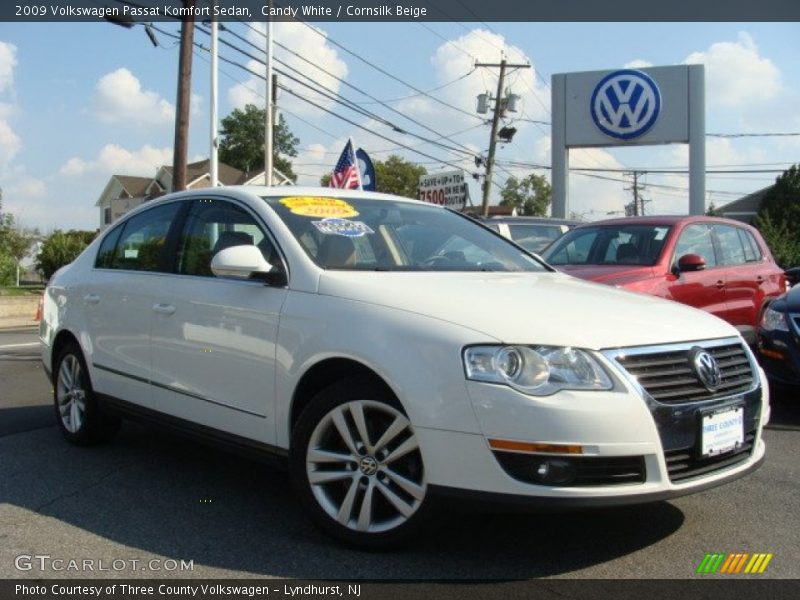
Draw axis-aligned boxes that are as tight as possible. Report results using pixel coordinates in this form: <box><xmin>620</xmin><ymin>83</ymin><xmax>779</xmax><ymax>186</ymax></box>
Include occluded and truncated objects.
<box><xmin>305</xmin><ymin>400</ymin><xmax>426</xmax><ymax>534</ymax></box>
<box><xmin>56</xmin><ymin>354</ymin><xmax>86</xmax><ymax>434</ymax></box>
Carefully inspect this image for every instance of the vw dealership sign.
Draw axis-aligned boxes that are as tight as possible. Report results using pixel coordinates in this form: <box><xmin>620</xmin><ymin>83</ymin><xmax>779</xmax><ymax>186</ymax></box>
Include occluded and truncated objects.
<box><xmin>551</xmin><ymin>64</ymin><xmax>705</xmax><ymax>218</ymax></box>
<box><xmin>590</xmin><ymin>70</ymin><xmax>661</xmax><ymax>140</ymax></box>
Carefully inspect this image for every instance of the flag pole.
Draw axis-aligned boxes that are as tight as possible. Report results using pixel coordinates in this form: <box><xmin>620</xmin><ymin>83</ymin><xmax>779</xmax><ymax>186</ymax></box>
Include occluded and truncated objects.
<box><xmin>350</xmin><ymin>138</ymin><xmax>363</xmax><ymax>190</ymax></box>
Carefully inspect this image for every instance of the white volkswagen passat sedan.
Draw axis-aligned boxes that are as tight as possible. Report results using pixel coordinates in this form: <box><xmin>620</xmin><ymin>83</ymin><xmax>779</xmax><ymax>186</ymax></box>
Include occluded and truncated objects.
<box><xmin>40</xmin><ymin>187</ymin><xmax>768</xmax><ymax>548</ymax></box>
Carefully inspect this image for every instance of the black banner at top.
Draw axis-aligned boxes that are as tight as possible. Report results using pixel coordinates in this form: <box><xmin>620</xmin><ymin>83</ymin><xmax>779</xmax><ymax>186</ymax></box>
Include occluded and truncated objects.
<box><xmin>3</xmin><ymin>0</ymin><xmax>800</xmax><ymax>23</ymax></box>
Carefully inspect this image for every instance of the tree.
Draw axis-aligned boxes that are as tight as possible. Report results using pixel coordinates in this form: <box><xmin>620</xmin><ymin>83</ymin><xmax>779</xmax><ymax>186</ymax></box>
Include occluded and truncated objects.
<box><xmin>318</xmin><ymin>154</ymin><xmax>427</xmax><ymax>199</ymax></box>
<box><xmin>499</xmin><ymin>173</ymin><xmax>552</xmax><ymax>216</ymax></box>
<box><xmin>218</xmin><ymin>104</ymin><xmax>299</xmax><ymax>181</ymax></box>
<box><xmin>374</xmin><ymin>155</ymin><xmax>427</xmax><ymax>199</ymax></box>
<box><xmin>706</xmin><ymin>201</ymin><xmax>722</xmax><ymax>216</ymax></box>
<box><xmin>0</xmin><ymin>207</ymin><xmax>20</xmax><ymax>286</ymax></box>
<box><xmin>36</xmin><ymin>230</ymin><xmax>97</xmax><ymax>281</ymax></box>
<box><xmin>3</xmin><ymin>227</ymin><xmax>35</xmax><ymax>287</ymax></box>
<box><xmin>754</xmin><ymin>164</ymin><xmax>800</xmax><ymax>268</ymax></box>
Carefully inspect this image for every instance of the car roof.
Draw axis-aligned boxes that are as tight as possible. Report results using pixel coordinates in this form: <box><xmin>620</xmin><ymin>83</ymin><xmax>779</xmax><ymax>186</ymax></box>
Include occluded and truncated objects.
<box><xmin>571</xmin><ymin>215</ymin><xmax>756</xmax><ymax>229</ymax></box>
<box><xmin>146</xmin><ymin>185</ymin><xmax>433</xmax><ymax>207</ymax></box>
<box><xmin>480</xmin><ymin>216</ymin><xmax>580</xmax><ymax>226</ymax></box>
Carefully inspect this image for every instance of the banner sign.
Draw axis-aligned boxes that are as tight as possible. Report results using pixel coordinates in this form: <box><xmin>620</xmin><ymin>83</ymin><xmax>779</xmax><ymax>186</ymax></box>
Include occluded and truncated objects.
<box><xmin>418</xmin><ymin>171</ymin><xmax>467</xmax><ymax>210</ymax></box>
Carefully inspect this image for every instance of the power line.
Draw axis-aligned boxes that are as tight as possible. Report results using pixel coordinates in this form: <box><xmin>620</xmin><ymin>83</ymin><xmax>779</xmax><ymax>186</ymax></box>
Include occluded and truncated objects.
<box><xmin>276</xmin><ymin>18</ymin><xmax>486</xmax><ymax>123</ymax></box>
<box><xmin>190</xmin><ymin>38</ymin><xmax>476</xmax><ymax>174</ymax></box>
<box><xmin>707</xmin><ymin>132</ymin><xmax>800</xmax><ymax>138</ymax></box>
<box><xmin>196</xmin><ymin>23</ymin><xmax>481</xmax><ymax>161</ymax></box>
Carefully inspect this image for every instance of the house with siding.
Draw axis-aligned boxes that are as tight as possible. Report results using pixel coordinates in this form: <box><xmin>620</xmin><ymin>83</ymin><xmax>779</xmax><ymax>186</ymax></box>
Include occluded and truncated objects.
<box><xmin>96</xmin><ymin>159</ymin><xmax>292</xmax><ymax>229</ymax></box>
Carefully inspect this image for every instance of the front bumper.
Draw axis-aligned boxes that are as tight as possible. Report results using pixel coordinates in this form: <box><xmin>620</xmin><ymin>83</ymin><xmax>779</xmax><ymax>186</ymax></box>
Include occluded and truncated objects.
<box><xmin>429</xmin><ymin>451</ymin><xmax>765</xmax><ymax>511</ymax></box>
<box><xmin>415</xmin><ymin>337</ymin><xmax>768</xmax><ymax>504</ymax></box>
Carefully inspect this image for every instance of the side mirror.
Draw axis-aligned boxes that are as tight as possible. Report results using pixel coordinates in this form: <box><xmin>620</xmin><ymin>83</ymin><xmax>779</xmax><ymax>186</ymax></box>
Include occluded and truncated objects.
<box><xmin>676</xmin><ymin>253</ymin><xmax>706</xmax><ymax>273</ymax></box>
<box><xmin>211</xmin><ymin>245</ymin><xmax>273</xmax><ymax>280</ymax></box>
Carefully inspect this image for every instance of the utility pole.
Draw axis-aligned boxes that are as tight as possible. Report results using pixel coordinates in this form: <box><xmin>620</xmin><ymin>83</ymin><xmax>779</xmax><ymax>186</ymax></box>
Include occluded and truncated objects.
<box><xmin>172</xmin><ymin>0</ymin><xmax>195</xmax><ymax>192</ymax></box>
<box><xmin>475</xmin><ymin>60</ymin><xmax>530</xmax><ymax>217</ymax></box>
<box><xmin>265</xmin><ymin>12</ymin><xmax>274</xmax><ymax>186</ymax></box>
<box><xmin>625</xmin><ymin>171</ymin><xmax>648</xmax><ymax>216</ymax></box>
<box><xmin>209</xmin><ymin>2</ymin><xmax>218</xmax><ymax>187</ymax></box>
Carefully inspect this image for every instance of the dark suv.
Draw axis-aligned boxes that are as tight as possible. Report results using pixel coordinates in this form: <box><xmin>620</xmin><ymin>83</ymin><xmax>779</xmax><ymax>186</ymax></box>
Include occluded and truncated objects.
<box><xmin>542</xmin><ymin>215</ymin><xmax>786</xmax><ymax>343</ymax></box>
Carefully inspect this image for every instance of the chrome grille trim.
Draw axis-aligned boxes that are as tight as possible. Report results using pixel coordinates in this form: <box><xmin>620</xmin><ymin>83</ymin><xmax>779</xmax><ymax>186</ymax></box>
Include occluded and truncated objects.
<box><xmin>601</xmin><ymin>337</ymin><xmax>760</xmax><ymax>406</ymax></box>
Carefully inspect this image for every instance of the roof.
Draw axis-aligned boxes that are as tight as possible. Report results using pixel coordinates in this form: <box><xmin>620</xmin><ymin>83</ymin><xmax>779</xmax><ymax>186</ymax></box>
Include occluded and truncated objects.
<box><xmin>572</xmin><ymin>214</ymin><xmax>761</xmax><ymax>229</ymax></box>
<box><xmin>163</xmin><ymin>159</ymin><xmax>252</xmax><ymax>186</ymax></box>
<box><xmin>484</xmin><ymin>216</ymin><xmax>580</xmax><ymax>227</ymax></box>
<box><xmin>114</xmin><ymin>175</ymin><xmax>152</xmax><ymax>198</ymax></box>
<box><xmin>719</xmin><ymin>185</ymin><xmax>772</xmax><ymax>214</ymax></box>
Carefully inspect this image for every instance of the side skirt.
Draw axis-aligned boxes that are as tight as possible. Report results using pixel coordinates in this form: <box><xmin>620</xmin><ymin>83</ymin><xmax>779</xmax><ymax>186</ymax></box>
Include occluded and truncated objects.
<box><xmin>97</xmin><ymin>394</ymin><xmax>288</xmax><ymax>470</ymax></box>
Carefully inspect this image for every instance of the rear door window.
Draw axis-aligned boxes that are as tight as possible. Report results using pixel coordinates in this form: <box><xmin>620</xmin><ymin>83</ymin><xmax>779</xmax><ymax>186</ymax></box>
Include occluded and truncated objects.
<box><xmin>103</xmin><ymin>203</ymin><xmax>181</xmax><ymax>272</ymax></box>
<box><xmin>714</xmin><ymin>225</ymin><xmax>747</xmax><ymax>266</ymax></box>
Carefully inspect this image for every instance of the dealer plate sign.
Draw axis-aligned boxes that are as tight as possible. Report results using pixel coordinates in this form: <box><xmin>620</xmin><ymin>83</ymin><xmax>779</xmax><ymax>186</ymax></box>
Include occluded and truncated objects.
<box><xmin>701</xmin><ymin>406</ymin><xmax>744</xmax><ymax>457</ymax></box>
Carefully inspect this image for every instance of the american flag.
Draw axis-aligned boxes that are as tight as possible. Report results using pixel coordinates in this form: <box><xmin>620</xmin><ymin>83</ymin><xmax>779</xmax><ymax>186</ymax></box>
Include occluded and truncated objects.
<box><xmin>329</xmin><ymin>140</ymin><xmax>361</xmax><ymax>189</ymax></box>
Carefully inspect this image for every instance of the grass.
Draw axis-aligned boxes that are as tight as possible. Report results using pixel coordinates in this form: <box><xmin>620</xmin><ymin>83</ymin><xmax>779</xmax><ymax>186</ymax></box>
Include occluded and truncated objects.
<box><xmin>0</xmin><ymin>285</ymin><xmax>44</xmax><ymax>297</ymax></box>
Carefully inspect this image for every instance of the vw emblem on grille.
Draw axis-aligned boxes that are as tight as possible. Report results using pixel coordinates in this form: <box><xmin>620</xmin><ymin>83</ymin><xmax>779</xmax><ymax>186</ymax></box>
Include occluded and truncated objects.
<box><xmin>689</xmin><ymin>348</ymin><xmax>722</xmax><ymax>392</ymax></box>
<box><xmin>590</xmin><ymin>70</ymin><xmax>661</xmax><ymax>140</ymax></box>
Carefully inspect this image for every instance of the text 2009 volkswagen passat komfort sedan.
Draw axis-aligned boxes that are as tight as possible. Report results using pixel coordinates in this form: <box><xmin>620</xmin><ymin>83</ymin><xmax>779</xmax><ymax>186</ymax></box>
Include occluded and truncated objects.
<box><xmin>40</xmin><ymin>187</ymin><xmax>768</xmax><ymax>548</ymax></box>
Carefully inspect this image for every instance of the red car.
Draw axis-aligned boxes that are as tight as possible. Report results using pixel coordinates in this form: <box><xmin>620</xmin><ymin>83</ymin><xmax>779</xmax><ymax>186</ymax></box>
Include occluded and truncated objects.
<box><xmin>541</xmin><ymin>216</ymin><xmax>786</xmax><ymax>343</ymax></box>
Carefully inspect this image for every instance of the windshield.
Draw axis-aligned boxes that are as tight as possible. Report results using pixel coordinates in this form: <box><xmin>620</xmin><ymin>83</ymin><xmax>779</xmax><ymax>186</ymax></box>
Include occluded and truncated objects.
<box><xmin>542</xmin><ymin>223</ymin><xmax>672</xmax><ymax>266</ymax></box>
<box><xmin>264</xmin><ymin>195</ymin><xmax>548</xmax><ymax>272</ymax></box>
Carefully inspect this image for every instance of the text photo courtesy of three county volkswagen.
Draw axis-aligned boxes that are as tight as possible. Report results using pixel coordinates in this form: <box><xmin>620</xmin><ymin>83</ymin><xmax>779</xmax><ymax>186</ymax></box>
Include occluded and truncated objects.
<box><xmin>1</xmin><ymin>4</ymin><xmax>799</xmax><ymax>582</ymax></box>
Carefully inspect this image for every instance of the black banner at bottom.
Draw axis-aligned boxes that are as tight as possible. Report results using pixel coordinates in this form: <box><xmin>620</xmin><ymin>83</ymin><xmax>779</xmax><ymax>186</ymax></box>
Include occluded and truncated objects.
<box><xmin>2</xmin><ymin>579</ymin><xmax>800</xmax><ymax>600</ymax></box>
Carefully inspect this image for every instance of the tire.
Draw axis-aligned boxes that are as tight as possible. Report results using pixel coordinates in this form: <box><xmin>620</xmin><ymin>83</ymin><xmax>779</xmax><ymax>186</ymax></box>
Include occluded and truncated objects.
<box><xmin>53</xmin><ymin>342</ymin><xmax>121</xmax><ymax>445</ymax></box>
<box><xmin>290</xmin><ymin>378</ymin><xmax>433</xmax><ymax>549</ymax></box>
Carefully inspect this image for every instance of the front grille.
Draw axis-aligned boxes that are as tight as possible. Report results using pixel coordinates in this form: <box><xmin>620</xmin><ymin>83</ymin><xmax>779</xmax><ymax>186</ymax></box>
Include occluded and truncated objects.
<box><xmin>615</xmin><ymin>342</ymin><xmax>755</xmax><ymax>404</ymax></box>
<box><xmin>664</xmin><ymin>430</ymin><xmax>756</xmax><ymax>483</ymax></box>
<box><xmin>493</xmin><ymin>452</ymin><xmax>645</xmax><ymax>487</ymax></box>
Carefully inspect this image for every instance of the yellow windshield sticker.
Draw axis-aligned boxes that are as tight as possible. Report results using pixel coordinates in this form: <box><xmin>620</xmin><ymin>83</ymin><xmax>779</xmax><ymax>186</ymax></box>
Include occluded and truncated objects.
<box><xmin>280</xmin><ymin>197</ymin><xmax>359</xmax><ymax>218</ymax></box>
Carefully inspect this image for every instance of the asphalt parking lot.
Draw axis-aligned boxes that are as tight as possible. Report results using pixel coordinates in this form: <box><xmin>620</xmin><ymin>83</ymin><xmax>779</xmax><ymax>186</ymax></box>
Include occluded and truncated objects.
<box><xmin>1</xmin><ymin>327</ymin><xmax>798</xmax><ymax>579</ymax></box>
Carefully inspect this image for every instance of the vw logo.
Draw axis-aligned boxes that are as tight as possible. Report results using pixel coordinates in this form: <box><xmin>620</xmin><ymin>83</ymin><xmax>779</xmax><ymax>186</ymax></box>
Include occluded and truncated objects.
<box><xmin>590</xmin><ymin>69</ymin><xmax>661</xmax><ymax>140</ymax></box>
<box><xmin>689</xmin><ymin>348</ymin><xmax>722</xmax><ymax>392</ymax></box>
<box><xmin>359</xmin><ymin>456</ymin><xmax>379</xmax><ymax>476</ymax></box>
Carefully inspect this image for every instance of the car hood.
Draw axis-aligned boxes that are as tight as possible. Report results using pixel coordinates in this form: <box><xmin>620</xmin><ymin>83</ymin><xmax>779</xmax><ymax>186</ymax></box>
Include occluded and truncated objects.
<box><xmin>317</xmin><ymin>271</ymin><xmax>736</xmax><ymax>350</ymax></box>
<box><xmin>555</xmin><ymin>264</ymin><xmax>657</xmax><ymax>285</ymax></box>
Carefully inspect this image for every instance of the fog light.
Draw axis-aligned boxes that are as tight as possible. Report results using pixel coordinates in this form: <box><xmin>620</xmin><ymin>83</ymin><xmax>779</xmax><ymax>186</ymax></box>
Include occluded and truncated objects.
<box><xmin>533</xmin><ymin>459</ymin><xmax>576</xmax><ymax>485</ymax></box>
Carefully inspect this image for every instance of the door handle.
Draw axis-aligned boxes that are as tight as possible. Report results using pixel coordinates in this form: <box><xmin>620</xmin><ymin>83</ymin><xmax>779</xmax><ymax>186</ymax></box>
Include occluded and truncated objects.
<box><xmin>756</xmin><ymin>276</ymin><xmax>765</xmax><ymax>284</ymax></box>
<box><xmin>83</xmin><ymin>293</ymin><xmax>100</xmax><ymax>305</ymax></box>
<box><xmin>715</xmin><ymin>280</ymin><xmax>725</xmax><ymax>289</ymax></box>
<box><xmin>152</xmin><ymin>303</ymin><xmax>176</xmax><ymax>316</ymax></box>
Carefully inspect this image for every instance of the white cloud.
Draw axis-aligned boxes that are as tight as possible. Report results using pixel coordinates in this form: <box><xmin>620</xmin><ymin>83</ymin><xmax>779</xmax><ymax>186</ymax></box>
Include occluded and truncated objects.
<box><xmin>0</xmin><ymin>43</ymin><xmax>20</xmax><ymax>166</ymax></box>
<box><xmin>624</xmin><ymin>59</ymin><xmax>653</xmax><ymax>69</ymax></box>
<box><xmin>7</xmin><ymin>176</ymin><xmax>46</xmax><ymax>199</ymax></box>
<box><xmin>94</xmin><ymin>68</ymin><xmax>175</xmax><ymax>125</ymax></box>
<box><xmin>426</xmin><ymin>29</ymin><xmax>550</xmax><ymax>126</ymax></box>
<box><xmin>0</xmin><ymin>41</ymin><xmax>17</xmax><ymax>93</ymax></box>
<box><xmin>683</xmin><ymin>32</ymin><xmax>780</xmax><ymax>107</ymax></box>
<box><xmin>0</xmin><ymin>119</ymin><xmax>21</xmax><ymax>165</ymax></box>
<box><xmin>60</xmin><ymin>144</ymin><xmax>173</xmax><ymax>177</ymax></box>
<box><xmin>227</xmin><ymin>22</ymin><xmax>348</xmax><ymax>117</ymax></box>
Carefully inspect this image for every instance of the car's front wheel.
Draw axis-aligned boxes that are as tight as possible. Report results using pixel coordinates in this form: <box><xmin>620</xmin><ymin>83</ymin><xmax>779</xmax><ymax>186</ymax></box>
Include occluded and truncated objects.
<box><xmin>290</xmin><ymin>379</ymin><xmax>431</xmax><ymax>549</ymax></box>
<box><xmin>53</xmin><ymin>342</ymin><xmax>120</xmax><ymax>445</ymax></box>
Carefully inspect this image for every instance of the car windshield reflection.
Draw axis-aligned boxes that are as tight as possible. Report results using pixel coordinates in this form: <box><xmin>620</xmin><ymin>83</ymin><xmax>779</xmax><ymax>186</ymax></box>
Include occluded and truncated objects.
<box><xmin>264</xmin><ymin>196</ymin><xmax>547</xmax><ymax>272</ymax></box>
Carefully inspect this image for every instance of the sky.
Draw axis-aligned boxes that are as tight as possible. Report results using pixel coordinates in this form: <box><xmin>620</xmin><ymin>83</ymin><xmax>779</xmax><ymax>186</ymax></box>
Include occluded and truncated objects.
<box><xmin>0</xmin><ymin>19</ymin><xmax>798</xmax><ymax>232</ymax></box>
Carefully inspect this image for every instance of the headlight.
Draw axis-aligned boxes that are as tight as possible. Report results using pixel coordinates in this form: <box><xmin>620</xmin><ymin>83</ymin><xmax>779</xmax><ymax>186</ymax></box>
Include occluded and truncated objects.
<box><xmin>463</xmin><ymin>345</ymin><xmax>613</xmax><ymax>396</ymax></box>
<box><xmin>761</xmin><ymin>306</ymin><xmax>789</xmax><ymax>332</ymax></box>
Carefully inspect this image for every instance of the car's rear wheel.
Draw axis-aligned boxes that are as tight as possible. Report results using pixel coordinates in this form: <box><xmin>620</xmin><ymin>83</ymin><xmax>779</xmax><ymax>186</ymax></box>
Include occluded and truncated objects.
<box><xmin>290</xmin><ymin>379</ymin><xmax>431</xmax><ymax>549</ymax></box>
<box><xmin>53</xmin><ymin>342</ymin><xmax>120</xmax><ymax>445</ymax></box>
